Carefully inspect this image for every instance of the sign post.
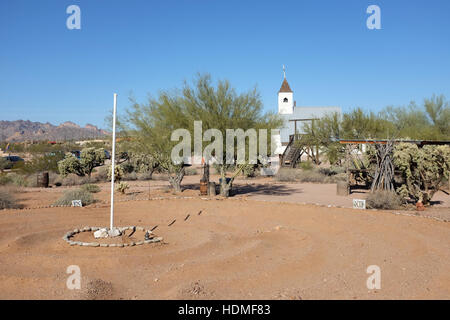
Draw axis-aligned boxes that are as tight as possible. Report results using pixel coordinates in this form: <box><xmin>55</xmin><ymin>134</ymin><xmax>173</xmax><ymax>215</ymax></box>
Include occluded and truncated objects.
<box><xmin>110</xmin><ymin>93</ymin><xmax>117</xmax><ymax>231</ymax></box>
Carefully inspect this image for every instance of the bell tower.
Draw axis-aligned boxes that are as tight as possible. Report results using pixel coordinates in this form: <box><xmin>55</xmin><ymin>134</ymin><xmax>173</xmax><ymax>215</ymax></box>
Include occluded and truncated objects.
<box><xmin>278</xmin><ymin>65</ymin><xmax>294</xmax><ymax>114</ymax></box>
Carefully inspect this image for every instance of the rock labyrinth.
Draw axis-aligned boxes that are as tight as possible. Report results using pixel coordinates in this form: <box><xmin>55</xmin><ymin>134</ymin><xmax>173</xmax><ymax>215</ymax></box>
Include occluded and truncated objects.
<box><xmin>62</xmin><ymin>226</ymin><xmax>163</xmax><ymax>247</ymax></box>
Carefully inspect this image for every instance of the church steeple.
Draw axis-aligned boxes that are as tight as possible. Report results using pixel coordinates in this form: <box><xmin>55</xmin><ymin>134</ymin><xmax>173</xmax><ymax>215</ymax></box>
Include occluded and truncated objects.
<box><xmin>279</xmin><ymin>65</ymin><xmax>293</xmax><ymax>93</ymax></box>
<box><xmin>279</xmin><ymin>78</ymin><xmax>293</xmax><ymax>93</ymax></box>
<box><xmin>278</xmin><ymin>65</ymin><xmax>294</xmax><ymax>114</ymax></box>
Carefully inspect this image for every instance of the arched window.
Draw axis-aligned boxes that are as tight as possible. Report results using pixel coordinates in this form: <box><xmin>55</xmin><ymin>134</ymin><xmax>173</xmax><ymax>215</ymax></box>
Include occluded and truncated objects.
<box><xmin>283</xmin><ymin>97</ymin><xmax>288</xmax><ymax>103</ymax></box>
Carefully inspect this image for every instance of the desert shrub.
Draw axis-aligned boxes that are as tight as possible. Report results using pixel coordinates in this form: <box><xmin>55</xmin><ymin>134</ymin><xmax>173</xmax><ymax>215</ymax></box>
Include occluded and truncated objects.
<box><xmin>152</xmin><ymin>173</ymin><xmax>169</xmax><ymax>181</ymax></box>
<box><xmin>61</xmin><ymin>174</ymin><xmax>90</xmax><ymax>186</ymax></box>
<box><xmin>48</xmin><ymin>172</ymin><xmax>60</xmax><ymax>185</ymax></box>
<box><xmin>0</xmin><ymin>188</ymin><xmax>20</xmax><ymax>209</ymax></box>
<box><xmin>8</xmin><ymin>173</ymin><xmax>28</xmax><ymax>187</ymax></box>
<box><xmin>296</xmin><ymin>170</ymin><xmax>330</xmax><ymax>183</ymax></box>
<box><xmin>274</xmin><ymin>168</ymin><xmax>298</xmax><ymax>182</ymax></box>
<box><xmin>53</xmin><ymin>189</ymin><xmax>95</xmax><ymax>206</ymax></box>
<box><xmin>20</xmin><ymin>153</ymin><xmax>64</xmax><ymax>175</ymax></box>
<box><xmin>299</xmin><ymin>161</ymin><xmax>313</xmax><ymax>171</ymax></box>
<box><xmin>81</xmin><ymin>183</ymin><xmax>101</xmax><ymax>193</ymax></box>
<box><xmin>330</xmin><ymin>165</ymin><xmax>346</xmax><ymax>174</ymax></box>
<box><xmin>123</xmin><ymin>172</ymin><xmax>138</xmax><ymax>181</ymax></box>
<box><xmin>332</xmin><ymin>172</ymin><xmax>348</xmax><ymax>182</ymax></box>
<box><xmin>275</xmin><ymin>167</ymin><xmax>345</xmax><ymax>183</ymax></box>
<box><xmin>318</xmin><ymin>167</ymin><xmax>334</xmax><ymax>176</ymax></box>
<box><xmin>0</xmin><ymin>157</ymin><xmax>10</xmax><ymax>172</ymax></box>
<box><xmin>241</xmin><ymin>164</ymin><xmax>256</xmax><ymax>178</ymax></box>
<box><xmin>115</xmin><ymin>182</ymin><xmax>129</xmax><ymax>194</ymax></box>
<box><xmin>184</xmin><ymin>167</ymin><xmax>198</xmax><ymax>176</ymax></box>
<box><xmin>136</xmin><ymin>172</ymin><xmax>153</xmax><ymax>181</ymax></box>
<box><xmin>91</xmin><ymin>166</ymin><xmax>109</xmax><ymax>183</ymax></box>
<box><xmin>0</xmin><ymin>174</ymin><xmax>12</xmax><ymax>185</ymax></box>
<box><xmin>366</xmin><ymin>190</ymin><xmax>402</xmax><ymax>210</ymax></box>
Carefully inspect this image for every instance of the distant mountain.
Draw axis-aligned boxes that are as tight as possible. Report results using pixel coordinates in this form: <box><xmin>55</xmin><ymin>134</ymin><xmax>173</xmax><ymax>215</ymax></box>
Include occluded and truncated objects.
<box><xmin>0</xmin><ymin>120</ymin><xmax>109</xmax><ymax>142</ymax></box>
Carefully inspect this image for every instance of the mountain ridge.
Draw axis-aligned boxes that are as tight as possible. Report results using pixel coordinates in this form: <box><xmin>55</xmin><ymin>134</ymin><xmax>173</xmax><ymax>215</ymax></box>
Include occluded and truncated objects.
<box><xmin>0</xmin><ymin>120</ymin><xmax>109</xmax><ymax>142</ymax></box>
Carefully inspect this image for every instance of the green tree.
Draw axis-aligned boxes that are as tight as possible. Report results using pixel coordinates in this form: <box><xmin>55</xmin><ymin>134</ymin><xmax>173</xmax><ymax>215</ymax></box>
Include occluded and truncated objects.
<box><xmin>121</xmin><ymin>87</ymin><xmax>189</xmax><ymax>192</ymax></box>
<box><xmin>180</xmin><ymin>74</ymin><xmax>282</xmax><ymax>196</ymax></box>
<box><xmin>300</xmin><ymin>112</ymin><xmax>342</xmax><ymax>164</ymax></box>
<box><xmin>424</xmin><ymin>94</ymin><xmax>450</xmax><ymax>139</ymax></box>
<box><xmin>121</xmin><ymin>74</ymin><xmax>282</xmax><ymax>195</ymax></box>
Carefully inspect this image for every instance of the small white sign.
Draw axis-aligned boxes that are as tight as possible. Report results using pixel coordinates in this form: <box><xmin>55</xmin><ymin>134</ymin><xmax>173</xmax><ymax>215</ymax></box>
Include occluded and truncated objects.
<box><xmin>353</xmin><ymin>199</ymin><xmax>366</xmax><ymax>210</ymax></box>
<box><xmin>71</xmin><ymin>200</ymin><xmax>83</xmax><ymax>207</ymax></box>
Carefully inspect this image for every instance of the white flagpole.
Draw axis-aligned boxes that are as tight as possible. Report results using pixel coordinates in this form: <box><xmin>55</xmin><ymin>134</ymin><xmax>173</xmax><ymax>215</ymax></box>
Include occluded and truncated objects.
<box><xmin>110</xmin><ymin>93</ymin><xmax>117</xmax><ymax>231</ymax></box>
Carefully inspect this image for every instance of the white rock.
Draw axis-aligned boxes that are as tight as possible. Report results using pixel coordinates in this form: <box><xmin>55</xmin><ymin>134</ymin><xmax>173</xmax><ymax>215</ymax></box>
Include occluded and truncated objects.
<box><xmin>94</xmin><ymin>228</ymin><xmax>109</xmax><ymax>239</ymax></box>
<box><xmin>108</xmin><ymin>228</ymin><xmax>122</xmax><ymax>237</ymax></box>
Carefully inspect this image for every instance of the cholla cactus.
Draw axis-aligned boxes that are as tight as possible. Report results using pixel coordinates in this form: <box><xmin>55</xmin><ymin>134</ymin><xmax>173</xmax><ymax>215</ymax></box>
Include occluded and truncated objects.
<box><xmin>393</xmin><ymin>143</ymin><xmax>450</xmax><ymax>204</ymax></box>
<box><xmin>107</xmin><ymin>165</ymin><xmax>124</xmax><ymax>182</ymax></box>
<box><xmin>58</xmin><ymin>153</ymin><xmax>83</xmax><ymax>177</ymax></box>
<box><xmin>58</xmin><ymin>148</ymin><xmax>106</xmax><ymax>178</ymax></box>
<box><xmin>115</xmin><ymin>181</ymin><xmax>129</xmax><ymax>194</ymax></box>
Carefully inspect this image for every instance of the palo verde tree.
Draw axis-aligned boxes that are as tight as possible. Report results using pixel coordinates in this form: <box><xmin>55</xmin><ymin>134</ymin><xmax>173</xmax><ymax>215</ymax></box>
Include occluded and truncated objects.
<box><xmin>180</xmin><ymin>74</ymin><xmax>282</xmax><ymax>196</ymax></box>
<box><xmin>121</xmin><ymin>73</ymin><xmax>282</xmax><ymax>195</ymax></box>
<box><xmin>121</xmin><ymin>88</ymin><xmax>190</xmax><ymax>192</ymax></box>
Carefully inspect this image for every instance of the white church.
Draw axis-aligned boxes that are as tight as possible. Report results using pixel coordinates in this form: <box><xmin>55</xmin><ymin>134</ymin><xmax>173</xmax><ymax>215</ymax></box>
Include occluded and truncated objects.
<box><xmin>274</xmin><ymin>69</ymin><xmax>341</xmax><ymax>157</ymax></box>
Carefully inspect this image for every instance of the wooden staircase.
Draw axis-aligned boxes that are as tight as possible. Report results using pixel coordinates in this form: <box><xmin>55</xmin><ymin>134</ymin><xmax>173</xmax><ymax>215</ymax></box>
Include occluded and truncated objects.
<box><xmin>281</xmin><ymin>135</ymin><xmax>304</xmax><ymax>168</ymax></box>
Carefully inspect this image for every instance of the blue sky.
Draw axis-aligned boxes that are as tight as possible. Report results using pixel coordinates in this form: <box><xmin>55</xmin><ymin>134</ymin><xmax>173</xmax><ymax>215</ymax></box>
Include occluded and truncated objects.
<box><xmin>1</xmin><ymin>0</ymin><xmax>449</xmax><ymax>128</ymax></box>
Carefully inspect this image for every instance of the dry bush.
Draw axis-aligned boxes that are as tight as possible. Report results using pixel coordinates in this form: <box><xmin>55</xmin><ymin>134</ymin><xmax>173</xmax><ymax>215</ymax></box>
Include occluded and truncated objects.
<box><xmin>90</xmin><ymin>167</ymin><xmax>109</xmax><ymax>183</ymax></box>
<box><xmin>61</xmin><ymin>174</ymin><xmax>90</xmax><ymax>186</ymax></box>
<box><xmin>275</xmin><ymin>168</ymin><xmax>342</xmax><ymax>183</ymax></box>
<box><xmin>0</xmin><ymin>187</ymin><xmax>21</xmax><ymax>209</ymax></box>
<box><xmin>274</xmin><ymin>169</ymin><xmax>297</xmax><ymax>182</ymax></box>
<box><xmin>8</xmin><ymin>173</ymin><xmax>28</xmax><ymax>187</ymax></box>
<box><xmin>48</xmin><ymin>172</ymin><xmax>61</xmax><ymax>185</ymax></box>
<box><xmin>296</xmin><ymin>170</ymin><xmax>331</xmax><ymax>183</ymax></box>
<box><xmin>53</xmin><ymin>189</ymin><xmax>95</xmax><ymax>206</ymax></box>
<box><xmin>136</xmin><ymin>172</ymin><xmax>153</xmax><ymax>180</ymax></box>
<box><xmin>123</xmin><ymin>172</ymin><xmax>138</xmax><ymax>181</ymax></box>
<box><xmin>80</xmin><ymin>184</ymin><xmax>101</xmax><ymax>193</ymax></box>
<box><xmin>366</xmin><ymin>190</ymin><xmax>402</xmax><ymax>210</ymax></box>
<box><xmin>185</xmin><ymin>167</ymin><xmax>198</xmax><ymax>176</ymax></box>
<box><xmin>25</xmin><ymin>175</ymin><xmax>38</xmax><ymax>188</ymax></box>
<box><xmin>299</xmin><ymin>161</ymin><xmax>313</xmax><ymax>171</ymax></box>
<box><xmin>0</xmin><ymin>174</ymin><xmax>11</xmax><ymax>185</ymax></box>
<box><xmin>152</xmin><ymin>173</ymin><xmax>169</xmax><ymax>181</ymax></box>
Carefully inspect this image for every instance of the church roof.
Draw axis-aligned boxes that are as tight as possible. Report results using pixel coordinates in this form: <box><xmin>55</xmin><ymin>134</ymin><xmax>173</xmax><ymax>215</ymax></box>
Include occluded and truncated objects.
<box><xmin>279</xmin><ymin>78</ymin><xmax>293</xmax><ymax>93</ymax></box>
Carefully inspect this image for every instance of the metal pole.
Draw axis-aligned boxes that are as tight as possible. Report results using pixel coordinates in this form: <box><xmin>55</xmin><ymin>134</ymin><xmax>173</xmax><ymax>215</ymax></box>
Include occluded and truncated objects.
<box><xmin>110</xmin><ymin>93</ymin><xmax>117</xmax><ymax>230</ymax></box>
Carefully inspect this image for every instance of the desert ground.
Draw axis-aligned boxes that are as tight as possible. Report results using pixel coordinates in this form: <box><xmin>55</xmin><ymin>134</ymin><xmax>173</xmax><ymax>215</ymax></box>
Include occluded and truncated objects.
<box><xmin>0</xmin><ymin>175</ymin><xmax>449</xmax><ymax>300</ymax></box>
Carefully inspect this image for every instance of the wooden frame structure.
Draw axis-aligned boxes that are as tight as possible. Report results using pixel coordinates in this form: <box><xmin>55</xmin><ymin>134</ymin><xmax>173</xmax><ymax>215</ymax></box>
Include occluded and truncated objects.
<box><xmin>338</xmin><ymin>139</ymin><xmax>450</xmax><ymax>194</ymax></box>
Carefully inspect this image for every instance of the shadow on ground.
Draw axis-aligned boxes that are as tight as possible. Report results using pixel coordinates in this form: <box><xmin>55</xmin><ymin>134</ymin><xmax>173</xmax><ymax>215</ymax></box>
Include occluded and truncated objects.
<box><xmin>234</xmin><ymin>183</ymin><xmax>300</xmax><ymax>196</ymax></box>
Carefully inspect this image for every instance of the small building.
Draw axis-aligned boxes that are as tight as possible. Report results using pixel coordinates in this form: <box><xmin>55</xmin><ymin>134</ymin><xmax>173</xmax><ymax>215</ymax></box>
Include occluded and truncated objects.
<box><xmin>274</xmin><ymin>69</ymin><xmax>341</xmax><ymax>156</ymax></box>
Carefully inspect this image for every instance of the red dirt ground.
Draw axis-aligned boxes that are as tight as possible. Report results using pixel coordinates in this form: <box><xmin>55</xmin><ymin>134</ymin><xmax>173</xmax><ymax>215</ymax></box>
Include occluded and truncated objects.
<box><xmin>0</xmin><ymin>175</ymin><xmax>449</xmax><ymax>299</ymax></box>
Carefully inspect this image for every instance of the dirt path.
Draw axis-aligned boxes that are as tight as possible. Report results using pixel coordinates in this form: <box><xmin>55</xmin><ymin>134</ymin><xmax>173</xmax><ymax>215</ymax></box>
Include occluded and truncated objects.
<box><xmin>0</xmin><ymin>198</ymin><xmax>448</xmax><ymax>299</ymax></box>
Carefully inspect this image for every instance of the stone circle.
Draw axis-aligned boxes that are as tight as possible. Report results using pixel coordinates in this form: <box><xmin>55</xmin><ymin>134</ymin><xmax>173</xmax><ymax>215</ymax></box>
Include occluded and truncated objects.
<box><xmin>62</xmin><ymin>226</ymin><xmax>163</xmax><ymax>247</ymax></box>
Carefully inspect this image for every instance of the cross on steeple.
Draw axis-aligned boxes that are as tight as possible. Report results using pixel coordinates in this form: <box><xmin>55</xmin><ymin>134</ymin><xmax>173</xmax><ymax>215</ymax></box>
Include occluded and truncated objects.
<box><xmin>283</xmin><ymin>64</ymin><xmax>286</xmax><ymax>79</ymax></box>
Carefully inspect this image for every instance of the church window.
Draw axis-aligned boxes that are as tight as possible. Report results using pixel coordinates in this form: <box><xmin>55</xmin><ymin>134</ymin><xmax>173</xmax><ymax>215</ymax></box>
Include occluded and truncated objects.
<box><xmin>283</xmin><ymin>97</ymin><xmax>288</xmax><ymax>103</ymax></box>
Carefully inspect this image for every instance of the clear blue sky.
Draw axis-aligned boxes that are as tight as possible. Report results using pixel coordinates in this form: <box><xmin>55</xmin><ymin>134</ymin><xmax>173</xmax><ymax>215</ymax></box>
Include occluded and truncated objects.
<box><xmin>1</xmin><ymin>0</ymin><xmax>449</xmax><ymax>128</ymax></box>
